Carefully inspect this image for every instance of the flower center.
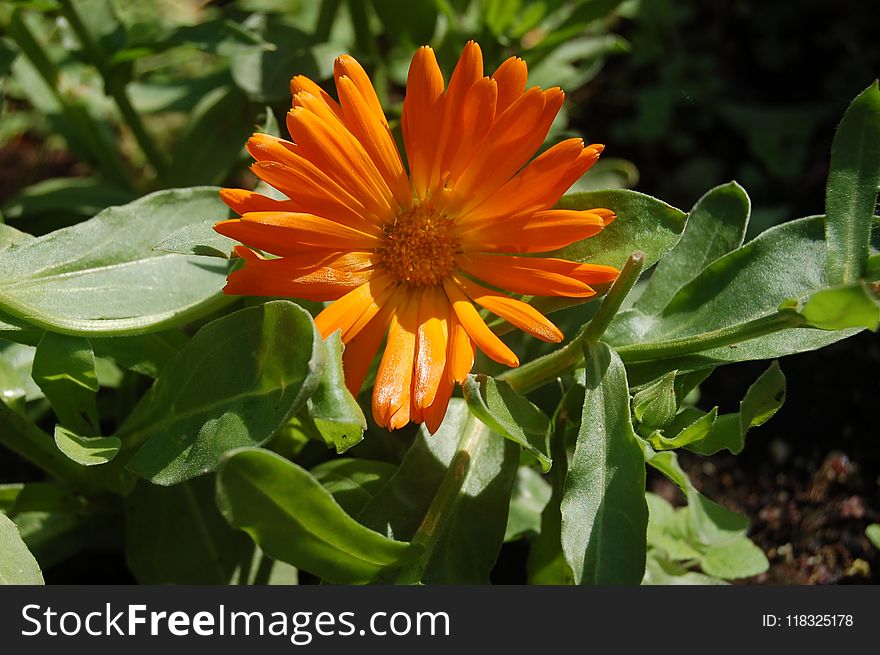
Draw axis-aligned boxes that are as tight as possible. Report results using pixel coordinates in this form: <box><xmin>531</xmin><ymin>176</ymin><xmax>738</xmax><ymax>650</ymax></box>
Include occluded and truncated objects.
<box><xmin>378</xmin><ymin>202</ymin><xmax>460</xmax><ymax>286</ymax></box>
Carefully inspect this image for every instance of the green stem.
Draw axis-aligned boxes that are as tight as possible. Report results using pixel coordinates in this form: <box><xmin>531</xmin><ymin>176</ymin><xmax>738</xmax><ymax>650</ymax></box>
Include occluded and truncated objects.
<box><xmin>582</xmin><ymin>251</ymin><xmax>645</xmax><ymax>342</ymax></box>
<box><xmin>502</xmin><ymin>252</ymin><xmax>645</xmax><ymax>395</ymax></box>
<box><xmin>0</xmin><ymin>401</ymin><xmax>97</xmax><ymax>494</ymax></box>
<box><xmin>396</xmin><ymin>415</ymin><xmax>489</xmax><ymax>584</ymax></box>
<box><xmin>615</xmin><ymin>311</ymin><xmax>806</xmax><ymax>362</ymax></box>
<box><xmin>58</xmin><ymin>0</ymin><xmax>169</xmax><ymax>181</ymax></box>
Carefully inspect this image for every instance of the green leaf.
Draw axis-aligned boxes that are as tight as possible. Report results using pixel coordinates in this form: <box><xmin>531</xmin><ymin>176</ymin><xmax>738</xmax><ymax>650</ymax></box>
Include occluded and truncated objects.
<box><xmin>371</xmin><ymin>0</ymin><xmax>436</xmax><ymax>46</ymax></box>
<box><xmin>610</xmin><ymin>216</ymin><xmax>861</xmax><ymax>379</ymax></box>
<box><xmin>648</xmin><ymin>407</ymin><xmax>717</xmax><ymax>451</ymax></box>
<box><xmin>463</xmin><ymin>373</ymin><xmax>552</xmax><ymax>471</ymax></box>
<box><xmin>632</xmin><ymin>371</ymin><xmax>677</xmax><ymax>428</ymax></box>
<box><xmin>53</xmin><ymin>425</ymin><xmax>120</xmax><ymax>466</ymax></box>
<box><xmin>216</xmin><ymin>448</ymin><xmax>415</xmax><ymax>584</ymax></box>
<box><xmin>505</xmin><ymin>465</ymin><xmax>552</xmax><ymax>542</ymax></box>
<box><xmin>552</xmin><ymin>190</ymin><xmax>687</xmax><ymax>271</ymax></box>
<box><xmin>687</xmin><ymin>362</ymin><xmax>786</xmax><ymax>455</ymax></box>
<box><xmin>153</xmin><ymin>219</ymin><xmax>235</xmax><ymax>259</ymax></box>
<box><xmin>0</xmin><ymin>511</ymin><xmax>44</xmax><ymax>585</ymax></box>
<box><xmin>643</xmin><ymin>443</ymin><xmax>748</xmax><ymax>546</ymax></box>
<box><xmin>90</xmin><ymin>329</ymin><xmax>189</xmax><ymax>378</ymax></box>
<box><xmin>310</xmin><ymin>458</ymin><xmax>397</xmax><ymax>518</ymax></box>
<box><xmin>797</xmin><ymin>282</ymin><xmax>880</xmax><ymax>330</ymax></box>
<box><xmin>560</xmin><ymin>343</ymin><xmax>647</xmax><ymax>584</ymax></box>
<box><xmin>643</xmin><ymin>552</ymin><xmax>726</xmax><ymax>585</ymax></box>
<box><xmin>299</xmin><ymin>331</ymin><xmax>366</xmax><ymax>454</ymax></box>
<box><xmin>123</xmin><ymin>301</ymin><xmax>324</xmax><ymax>485</ymax></box>
<box><xmin>0</xmin><ymin>223</ymin><xmax>36</xmax><ymax>251</ymax></box>
<box><xmin>358</xmin><ymin>400</ymin><xmax>518</xmax><ymax>583</ymax></box>
<box><xmin>635</xmin><ymin>181</ymin><xmax>750</xmax><ymax>315</ymax></box>
<box><xmin>125</xmin><ymin>476</ymin><xmax>254</xmax><ymax>584</ymax></box>
<box><xmin>168</xmin><ymin>86</ymin><xmax>256</xmax><ymax>186</ymax></box>
<box><xmin>825</xmin><ymin>82</ymin><xmax>880</xmax><ymax>284</ymax></box>
<box><xmin>0</xmin><ymin>187</ymin><xmax>232</xmax><ymax>336</ymax></box>
<box><xmin>699</xmin><ymin>537</ymin><xmax>769</xmax><ymax>579</ymax></box>
<box><xmin>0</xmin><ymin>309</ymin><xmax>43</xmax><ymax>346</ymax></box>
<box><xmin>867</xmin><ymin>523</ymin><xmax>880</xmax><ymax>549</ymax></box>
<box><xmin>32</xmin><ymin>331</ymin><xmax>99</xmax><ymax>434</ymax></box>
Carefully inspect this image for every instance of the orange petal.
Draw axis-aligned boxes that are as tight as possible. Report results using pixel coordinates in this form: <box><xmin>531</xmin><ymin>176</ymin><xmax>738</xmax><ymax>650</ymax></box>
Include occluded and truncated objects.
<box><xmin>401</xmin><ymin>46</ymin><xmax>445</xmax><ymax>200</ymax></box>
<box><xmin>287</xmin><ymin>96</ymin><xmax>397</xmax><ymax>219</ymax></box>
<box><xmin>456</xmin><ymin>252</ymin><xmax>597</xmax><ymax>298</ymax></box>
<box><xmin>429</xmin><ymin>41</ymin><xmax>484</xmax><ymax>191</ymax></box>
<box><xmin>491</xmin><ymin>56</ymin><xmax>528</xmax><ymax>114</ymax></box>
<box><xmin>448</xmin><ymin>87</ymin><xmax>563</xmax><ymax>212</ymax></box>
<box><xmin>413</xmin><ymin>286</ymin><xmax>449</xmax><ymax>408</ymax></box>
<box><xmin>314</xmin><ymin>274</ymin><xmax>396</xmax><ymax>341</ymax></box>
<box><xmin>453</xmin><ymin>274</ymin><xmax>563</xmax><ymax>343</ymax></box>
<box><xmin>372</xmin><ymin>292</ymin><xmax>418</xmax><ymax>429</ymax></box>
<box><xmin>423</xmin><ymin>372</ymin><xmax>454</xmax><ymax>435</ymax></box>
<box><xmin>341</xmin><ymin>285</ymin><xmax>404</xmax><ymax>395</ymax></box>
<box><xmin>459</xmin><ymin>140</ymin><xmax>603</xmax><ymax>227</ymax></box>
<box><xmin>459</xmin><ymin>208</ymin><xmax>609</xmax><ymax>254</ymax></box>
<box><xmin>447</xmin><ymin>310</ymin><xmax>476</xmax><ymax>383</ymax></box>
<box><xmin>214</xmin><ymin>212</ymin><xmax>378</xmax><ymax>255</ymax></box>
<box><xmin>333</xmin><ymin>55</ymin><xmax>385</xmax><ymax>128</ymax></box>
<box><xmin>290</xmin><ymin>75</ymin><xmax>343</xmax><ymax>120</ymax></box>
<box><xmin>222</xmin><ymin>254</ymin><xmax>375</xmax><ymax>301</ymax></box>
<box><xmin>336</xmin><ymin>75</ymin><xmax>412</xmax><ymax>210</ymax></box>
<box><xmin>220</xmin><ymin>188</ymin><xmax>297</xmax><ymax>215</ymax></box>
<box><xmin>443</xmin><ymin>77</ymin><xmax>498</xmax><ymax>186</ymax></box>
<box><xmin>442</xmin><ymin>279</ymin><xmax>518</xmax><ymax>367</ymax></box>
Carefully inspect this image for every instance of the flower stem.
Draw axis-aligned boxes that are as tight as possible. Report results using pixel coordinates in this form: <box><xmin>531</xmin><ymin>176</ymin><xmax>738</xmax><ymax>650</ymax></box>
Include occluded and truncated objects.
<box><xmin>396</xmin><ymin>415</ymin><xmax>488</xmax><ymax>584</ymax></box>
<box><xmin>501</xmin><ymin>251</ymin><xmax>645</xmax><ymax>395</ymax></box>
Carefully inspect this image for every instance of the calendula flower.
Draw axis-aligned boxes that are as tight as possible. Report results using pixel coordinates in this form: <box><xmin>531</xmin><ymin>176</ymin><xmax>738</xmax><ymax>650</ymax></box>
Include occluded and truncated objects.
<box><xmin>215</xmin><ymin>41</ymin><xmax>618</xmax><ymax>432</ymax></box>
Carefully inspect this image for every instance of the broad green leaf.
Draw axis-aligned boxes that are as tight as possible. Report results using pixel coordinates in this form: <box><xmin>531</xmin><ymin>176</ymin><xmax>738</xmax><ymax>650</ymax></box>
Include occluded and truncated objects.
<box><xmin>526</xmin><ymin>190</ymin><xmax>686</xmax><ymax>318</ymax></box>
<box><xmin>310</xmin><ymin>458</ymin><xmax>397</xmax><ymax>518</ymax></box>
<box><xmin>0</xmin><ymin>309</ymin><xmax>43</xmax><ymax>346</ymax></box>
<box><xmin>153</xmin><ymin>219</ymin><xmax>235</xmax><ymax>259</ymax></box>
<box><xmin>125</xmin><ymin>476</ymin><xmax>254</xmax><ymax>584</ymax></box>
<box><xmin>298</xmin><ymin>332</ymin><xmax>366</xmax><ymax>454</ymax></box>
<box><xmin>13</xmin><ymin>510</ymin><xmax>88</xmax><ymax>570</ymax></box>
<box><xmin>0</xmin><ymin>224</ymin><xmax>35</xmax><ymax>251</ymax></box>
<box><xmin>643</xmin><ymin>553</ymin><xmax>726</xmax><ymax>585</ymax></box>
<box><xmin>0</xmin><ymin>511</ymin><xmax>44</xmax><ymax>585</ymax></box>
<box><xmin>825</xmin><ymin>82</ymin><xmax>880</xmax><ymax>284</ymax></box>
<box><xmin>632</xmin><ymin>371</ymin><xmax>677</xmax><ymax>428</ymax></box>
<box><xmin>567</xmin><ymin>158</ymin><xmax>639</xmax><ymax>193</ymax></box>
<box><xmin>168</xmin><ymin>86</ymin><xmax>256</xmax><ymax>186</ymax></box>
<box><xmin>32</xmin><ymin>331</ymin><xmax>99</xmax><ymax>434</ymax></box>
<box><xmin>0</xmin><ymin>341</ymin><xmax>42</xmax><ymax>402</ymax></box>
<box><xmin>561</xmin><ymin>343</ymin><xmax>647</xmax><ymax>584</ymax></box>
<box><xmin>687</xmin><ymin>362</ymin><xmax>786</xmax><ymax>455</ymax></box>
<box><xmin>463</xmin><ymin>373</ymin><xmax>552</xmax><ymax>471</ymax></box>
<box><xmin>54</xmin><ymin>425</ymin><xmax>120</xmax><ymax>466</ymax></box>
<box><xmin>645</xmin><ymin>493</ymin><xmax>702</xmax><ymax>561</ymax></box>
<box><xmin>867</xmin><ymin>524</ymin><xmax>880</xmax><ymax>549</ymax></box>
<box><xmin>358</xmin><ymin>400</ymin><xmax>518</xmax><ymax>583</ymax></box>
<box><xmin>700</xmin><ymin>537</ymin><xmax>769</xmax><ymax>579</ymax></box>
<box><xmin>505</xmin><ymin>465</ymin><xmax>552</xmax><ymax>542</ymax></box>
<box><xmin>0</xmin><ymin>187</ymin><xmax>232</xmax><ymax>336</ymax></box>
<box><xmin>797</xmin><ymin>283</ymin><xmax>880</xmax><ymax>330</ymax></box>
<box><xmin>216</xmin><ymin>448</ymin><xmax>415</xmax><ymax>584</ymax></box>
<box><xmin>552</xmin><ymin>190</ymin><xmax>687</xmax><ymax>271</ymax></box>
<box><xmin>123</xmin><ymin>301</ymin><xmax>324</xmax><ymax>485</ymax></box>
<box><xmin>635</xmin><ymin>182</ymin><xmax>750</xmax><ymax>315</ymax></box>
<box><xmin>610</xmin><ymin>216</ymin><xmax>861</xmax><ymax>379</ymax></box>
<box><xmin>90</xmin><ymin>329</ymin><xmax>189</xmax><ymax>378</ymax></box>
<box><xmin>8</xmin><ymin>481</ymin><xmax>82</xmax><ymax>516</ymax></box>
<box><xmin>642</xmin><ymin>443</ymin><xmax>748</xmax><ymax>546</ymax></box>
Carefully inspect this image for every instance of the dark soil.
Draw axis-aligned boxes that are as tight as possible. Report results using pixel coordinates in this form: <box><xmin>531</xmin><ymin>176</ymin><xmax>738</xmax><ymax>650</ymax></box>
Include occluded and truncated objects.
<box><xmin>649</xmin><ymin>330</ymin><xmax>880</xmax><ymax>584</ymax></box>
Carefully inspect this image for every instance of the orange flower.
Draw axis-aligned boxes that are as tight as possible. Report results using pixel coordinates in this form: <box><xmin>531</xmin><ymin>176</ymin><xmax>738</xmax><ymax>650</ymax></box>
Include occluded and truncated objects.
<box><xmin>215</xmin><ymin>41</ymin><xmax>618</xmax><ymax>433</ymax></box>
